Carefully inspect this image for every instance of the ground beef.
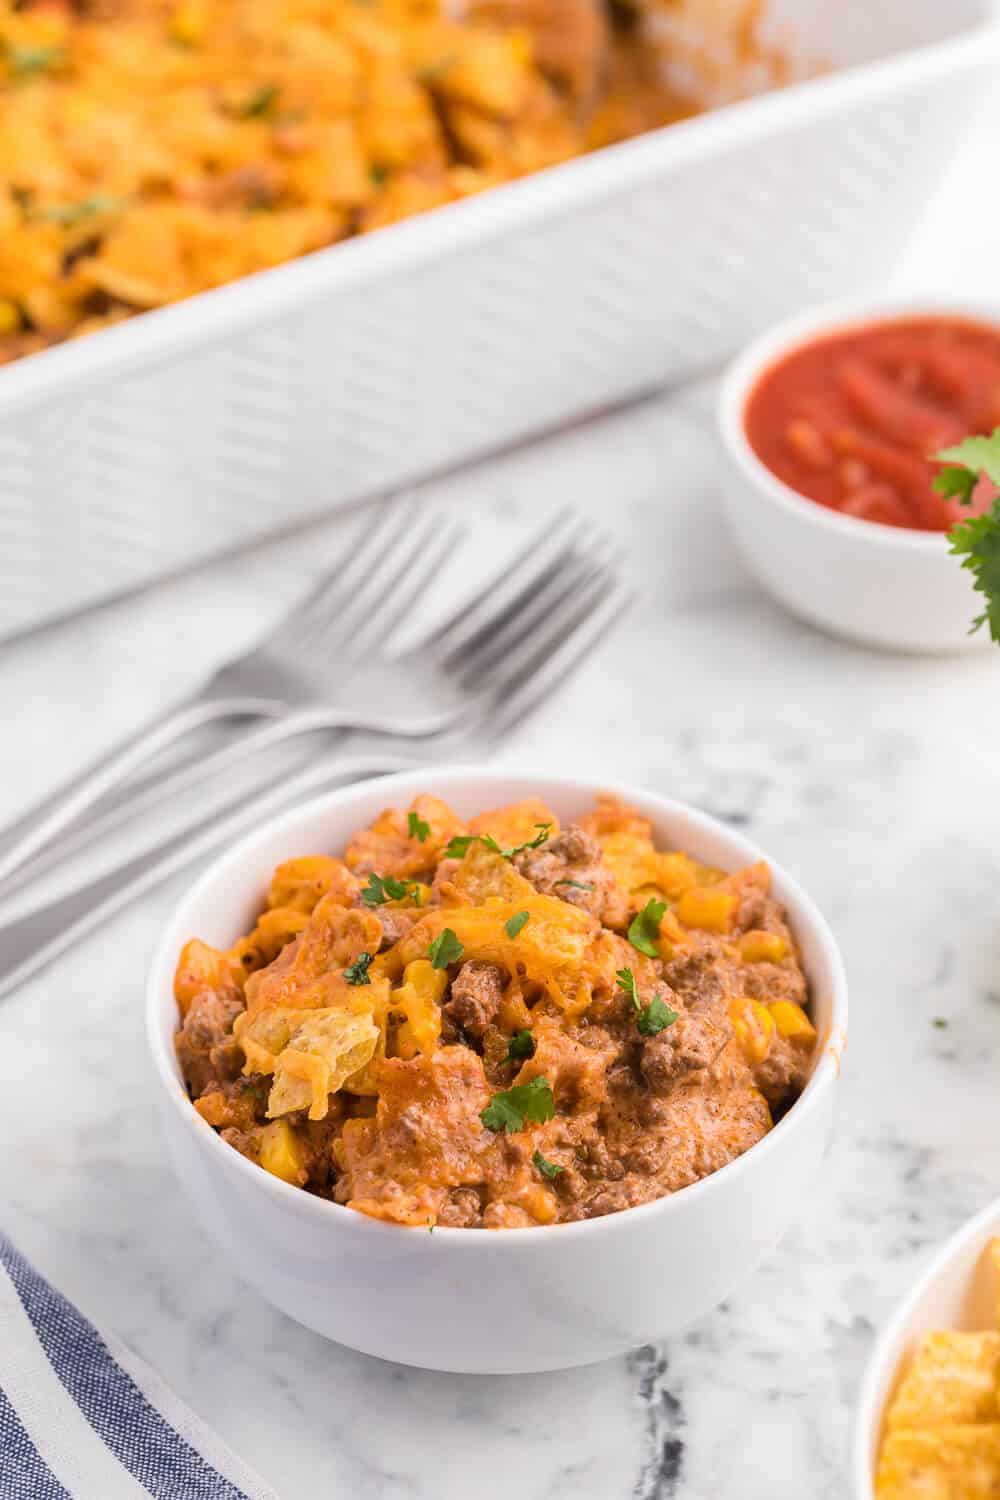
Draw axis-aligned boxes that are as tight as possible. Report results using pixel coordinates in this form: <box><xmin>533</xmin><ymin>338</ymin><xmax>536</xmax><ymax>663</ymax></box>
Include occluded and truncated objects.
<box><xmin>640</xmin><ymin>1002</ymin><xmax>733</xmax><ymax>1092</ymax></box>
<box><xmin>513</xmin><ymin>824</ymin><xmax>622</xmax><ymax>920</ymax></box>
<box><xmin>436</xmin><ymin>1187</ymin><xmax>484</xmax><ymax>1227</ymax></box>
<box><xmin>753</xmin><ymin>1034</ymin><xmax>811</xmax><ymax>1108</ymax></box>
<box><xmin>377</xmin><ymin>907</ymin><xmax>423</xmax><ymax>950</ymax></box>
<box><xmin>742</xmin><ymin>960</ymin><xmax>808</xmax><ymax>1007</ymax></box>
<box><xmin>175</xmin><ymin>988</ymin><xmax>245</xmax><ymax>1097</ymax></box>
<box><xmin>444</xmin><ymin>961</ymin><xmax>505</xmax><ymax>1039</ymax></box>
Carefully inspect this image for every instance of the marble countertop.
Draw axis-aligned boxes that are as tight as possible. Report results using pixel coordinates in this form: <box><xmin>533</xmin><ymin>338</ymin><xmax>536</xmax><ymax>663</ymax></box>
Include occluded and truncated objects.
<box><xmin>6</xmin><ymin>115</ymin><xmax>1000</xmax><ymax>1500</ymax></box>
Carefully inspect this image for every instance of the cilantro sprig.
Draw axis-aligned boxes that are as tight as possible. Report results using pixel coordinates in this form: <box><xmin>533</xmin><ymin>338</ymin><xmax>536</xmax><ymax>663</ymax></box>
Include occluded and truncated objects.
<box><xmin>41</xmin><ymin>195</ymin><xmax>124</xmax><ymax>227</ymax></box>
<box><xmin>480</xmin><ymin>1076</ymin><xmax>554</xmax><ymax>1134</ymax></box>
<box><xmin>361</xmin><ymin>872</ymin><xmax>421</xmax><ymax>908</ymax></box>
<box><xmin>505</xmin><ymin>910</ymin><xmax>530</xmax><ymax>939</ymax></box>
<box><xmin>444</xmin><ymin>823</ymin><xmax>552</xmax><ymax>862</ymax></box>
<box><xmin>343</xmin><ymin>951</ymin><xmax>373</xmax><ymax>986</ymax></box>
<box><xmin>932</xmin><ymin>429</ymin><xmax>1000</xmax><ymax>642</ymax></box>
<box><xmin>628</xmin><ymin>897</ymin><xmax>666</xmax><ymax>958</ymax></box>
<box><xmin>428</xmin><ymin>927</ymin><xmax>464</xmax><ymax>969</ymax></box>
<box><xmin>555</xmin><ymin>878</ymin><xmax>594</xmax><ymax>892</ymax></box>
<box><xmin>504</xmin><ymin>1028</ymin><xmax>535</xmax><ymax>1063</ymax></box>
<box><xmin>407</xmin><ymin>810</ymin><xmax>430</xmax><ymax>842</ymax></box>
<box><xmin>616</xmin><ymin>967</ymin><xmax>679</xmax><ymax>1038</ymax></box>
<box><xmin>533</xmin><ymin>1149</ymin><xmax>563</xmax><ymax>1180</ymax></box>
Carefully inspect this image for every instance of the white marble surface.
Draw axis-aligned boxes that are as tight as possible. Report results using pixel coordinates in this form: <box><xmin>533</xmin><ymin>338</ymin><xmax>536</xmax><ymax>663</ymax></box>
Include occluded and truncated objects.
<box><xmin>6</xmin><ymin>106</ymin><xmax>1000</xmax><ymax>1500</ymax></box>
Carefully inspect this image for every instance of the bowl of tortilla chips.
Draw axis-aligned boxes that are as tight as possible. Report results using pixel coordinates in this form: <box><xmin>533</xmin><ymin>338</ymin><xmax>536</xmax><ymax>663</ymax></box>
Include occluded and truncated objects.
<box><xmin>854</xmin><ymin>1198</ymin><xmax>1000</xmax><ymax>1497</ymax></box>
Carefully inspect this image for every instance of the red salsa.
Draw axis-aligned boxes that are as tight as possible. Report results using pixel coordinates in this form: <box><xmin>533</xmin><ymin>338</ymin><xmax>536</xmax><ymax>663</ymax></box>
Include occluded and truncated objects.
<box><xmin>744</xmin><ymin>316</ymin><xmax>1000</xmax><ymax>530</ymax></box>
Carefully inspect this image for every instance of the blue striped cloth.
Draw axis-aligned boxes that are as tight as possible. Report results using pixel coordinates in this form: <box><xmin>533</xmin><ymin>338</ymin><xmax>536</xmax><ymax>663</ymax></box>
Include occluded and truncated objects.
<box><xmin>0</xmin><ymin>1233</ymin><xmax>277</xmax><ymax>1500</ymax></box>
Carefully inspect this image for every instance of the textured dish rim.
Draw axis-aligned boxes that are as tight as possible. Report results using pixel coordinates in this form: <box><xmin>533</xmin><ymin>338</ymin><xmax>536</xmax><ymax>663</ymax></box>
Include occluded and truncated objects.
<box><xmin>146</xmin><ymin>764</ymin><xmax>849</xmax><ymax>1245</ymax></box>
<box><xmin>851</xmin><ymin>1194</ymin><xmax>1000</xmax><ymax>1498</ymax></box>
<box><xmin>717</xmin><ymin>293</ymin><xmax>1000</xmax><ymax>551</ymax></box>
<box><xmin>1</xmin><ymin>5</ymin><xmax>997</xmax><ymax>413</ymax></box>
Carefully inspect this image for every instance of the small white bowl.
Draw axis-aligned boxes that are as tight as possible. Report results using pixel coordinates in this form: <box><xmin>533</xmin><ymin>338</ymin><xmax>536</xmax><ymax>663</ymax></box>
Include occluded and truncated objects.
<box><xmin>852</xmin><ymin>1197</ymin><xmax>1000</xmax><ymax>1498</ymax></box>
<box><xmin>146</xmin><ymin>766</ymin><xmax>848</xmax><ymax>1373</ymax></box>
<box><xmin>717</xmin><ymin>297</ymin><xmax>996</xmax><ymax>653</ymax></box>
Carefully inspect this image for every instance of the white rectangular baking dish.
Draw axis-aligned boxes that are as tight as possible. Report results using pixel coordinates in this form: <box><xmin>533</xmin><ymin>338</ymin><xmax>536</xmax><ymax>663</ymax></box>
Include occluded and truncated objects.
<box><xmin>1</xmin><ymin>0</ymin><xmax>997</xmax><ymax>640</ymax></box>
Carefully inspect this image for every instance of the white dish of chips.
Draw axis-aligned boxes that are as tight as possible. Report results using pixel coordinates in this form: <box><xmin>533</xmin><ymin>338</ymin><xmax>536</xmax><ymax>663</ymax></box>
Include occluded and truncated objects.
<box><xmin>853</xmin><ymin>1198</ymin><xmax>1000</xmax><ymax>1497</ymax></box>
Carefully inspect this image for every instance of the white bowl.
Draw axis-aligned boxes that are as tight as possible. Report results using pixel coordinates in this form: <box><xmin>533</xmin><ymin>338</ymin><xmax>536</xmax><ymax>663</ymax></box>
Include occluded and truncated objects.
<box><xmin>146</xmin><ymin>766</ymin><xmax>849</xmax><ymax>1373</ymax></box>
<box><xmin>852</xmin><ymin>1197</ymin><xmax>1000</xmax><ymax>1498</ymax></box>
<box><xmin>716</xmin><ymin>297</ymin><xmax>996</xmax><ymax>653</ymax></box>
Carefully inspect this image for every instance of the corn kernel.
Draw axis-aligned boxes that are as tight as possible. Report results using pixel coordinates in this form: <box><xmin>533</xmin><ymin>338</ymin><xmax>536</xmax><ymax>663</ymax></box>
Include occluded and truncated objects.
<box><xmin>259</xmin><ymin>1119</ymin><xmax>307</xmax><ymax>1185</ymax></box>
<box><xmin>740</xmin><ymin>930</ymin><xmax>789</xmax><ymax>964</ymax></box>
<box><xmin>676</xmin><ymin>886</ymin><xmax>735</xmax><ymax>933</ymax></box>
<box><xmin>770</xmin><ymin>1001</ymin><xmax>817</xmax><ymax>1046</ymax></box>
<box><xmin>730</xmin><ymin>999</ymin><xmax>774</xmax><ymax>1064</ymax></box>
<box><xmin>0</xmin><ymin>301</ymin><xmax>21</xmax><ymax>336</ymax></box>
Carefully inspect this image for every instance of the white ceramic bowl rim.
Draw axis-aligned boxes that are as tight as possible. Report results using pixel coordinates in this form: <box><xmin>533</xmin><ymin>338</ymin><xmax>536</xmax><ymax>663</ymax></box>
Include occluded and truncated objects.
<box><xmin>852</xmin><ymin>1193</ymin><xmax>1000</xmax><ymax>1497</ymax></box>
<box><xmin>146</xmin><ymin>765</ymin><xmax>848</xmax><ymax>1245</ymax></box>
<box><xmin>718</xmin><ymin>293</ymin><xmax>1000</xmax><ymax>551</ymax></box>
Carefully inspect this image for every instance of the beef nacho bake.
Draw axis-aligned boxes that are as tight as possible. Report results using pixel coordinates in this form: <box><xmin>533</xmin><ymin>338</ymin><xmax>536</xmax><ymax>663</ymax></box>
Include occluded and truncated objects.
<box><xmin>174</xmin><ymin>793</ymin><xmax>819</xmax><ymax>1229</ymax></box>
<box><xmin>0</xmin><ymin>0</ymin><xmax>789</xmax><ymax>365</ymax></box>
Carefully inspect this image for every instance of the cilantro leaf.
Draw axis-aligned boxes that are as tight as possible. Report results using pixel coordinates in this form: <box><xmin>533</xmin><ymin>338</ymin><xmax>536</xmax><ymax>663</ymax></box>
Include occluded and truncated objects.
<box><xmin>505</xmin><ymin>910</ymin><xmax>530</xmax><ymax>939</ymax></box>
<box><xmin>617</xmin><ymin>966</ymin><xmax>678</xmax><ymax>1036</ymax></box>
<box><xmin>948</xmin><ymin>498</ymin><xmax>1000</xmax><ymax>643</ymax></box>
<box><xmin>934</xmin><ymin>429</ymin><xmax>1000</xmax><ymax>491</ymax></box>
<box><xmin>480</xmin><ymin>1076</ymin><xmax>554</xmax><ymax>1134</ymax></box>
<box><xmin>428</xmin><ymin>927</ymin><xmax>464</xmax><ymax>969</ymax></box>
<box><xmin>343</xmin><ymin>951</ymin><xmax>373</xmax><ymax>986</ymax></box>
<box><xmin>628</xmin><ymin>897</ymin><xmax>666</xmax><ymax>958</ymax></box>
<box><xmin>6</xmin><ymin>42</ymin><xmax>66</xmax><ymax>78</ymax></box>
<box><xmin>637</xmin><ymin>995</ymin><xmax>679</xmax><ymax>1036</ymax></box>
<box><xmin>933</xmin><ymin>465</ymin><xmax>978</xmax><ymax>506</ymax></box>
<box><xmin>361</xmin><ymin>872</ymin><xmax>420</xmax><ymax>907</ymax></box>
<box><xmin>407</xmin><ymin>810</ymin><xmax>430</xmax><ymax>842</ymax></box>
<box><xmin>929</xmin><ymin>430</ymin><xmax>1000</xmax><ymax>642</ymax></box>
<box><xmin>236</xmin><ymin>83</ymin><xmax>280</xmax><ymax>118</ymax></box>
<box><xmin>533</xmin><ymin>1148</ymin><xmax>563</xmax><ymax>1179</ymax></box>
<box><xmin>616</xmin><ymin>967</ymin><xmax>640</xmax><ymax>1006</ymax></box>
<box><xmin>555</xmin><ymin>878</ymin><xmax>594</xmax><ymax>892</ymax></box>
<box><xmin>41</xmin><ymin>195</ymin><xmax>124</xmax><ymax>227</ymax></box>
<box><xmin>504</xmin><ymin>1029</ymin><xmax>535</xmax><ymax>1062</ymax></box>
<box><xmin>443</xmin><ymin>824</ymin><xmax>552</xmax><ymax>863</ymax></box>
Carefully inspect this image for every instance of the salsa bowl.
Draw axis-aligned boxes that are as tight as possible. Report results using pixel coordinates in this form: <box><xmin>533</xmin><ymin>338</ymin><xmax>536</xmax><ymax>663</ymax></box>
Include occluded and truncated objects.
<box><xmin>147</xmin><ymin>766</ymin><xmax>848</xmax><ymax>1372</ymax></box>
<box><xmin>717</xmin><ymin>296</ymin><xmax>999</xmax><ymax>653</ymax></box>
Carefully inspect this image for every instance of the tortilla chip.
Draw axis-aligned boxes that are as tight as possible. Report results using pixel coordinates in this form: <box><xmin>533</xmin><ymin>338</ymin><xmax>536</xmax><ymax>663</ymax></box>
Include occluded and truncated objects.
<box><xmin>267</xmin><ymin>1009</ymin><xmax>379</xmax><ymax>1121</ymax></box>
<box><xmin>876</xmin><ymin>1423</ymin><xmax>1000</xmax><ymax>1498</ymax></box>
<box><xmin>886</xmin><ymin>1332</ymin><xmax>1000</xmax><ymax>1431</ymax></box>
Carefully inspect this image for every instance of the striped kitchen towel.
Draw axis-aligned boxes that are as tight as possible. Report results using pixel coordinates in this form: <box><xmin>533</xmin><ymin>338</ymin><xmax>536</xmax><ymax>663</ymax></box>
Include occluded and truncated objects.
<box><xmin>0</xmin><ymin>1232</ymin><xmax>278</xmax><ymax>1500</ymax></box>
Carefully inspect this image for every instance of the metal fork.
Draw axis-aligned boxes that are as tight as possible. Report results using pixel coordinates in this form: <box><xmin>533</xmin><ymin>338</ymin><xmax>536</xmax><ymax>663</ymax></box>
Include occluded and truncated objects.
<box><xmin>0</xmin><ymin>504</ymin><xmax>589</xmax><ymax>898</ymax></box>
<box><xmin>0</xmin><ymin>541</ymin><xmax>626</xmax><ymax>999</ymax></box>
<box><xmin>0</xmin><ymin>495</ymin><xmax>458</xmax><ymax>890</ymax></box>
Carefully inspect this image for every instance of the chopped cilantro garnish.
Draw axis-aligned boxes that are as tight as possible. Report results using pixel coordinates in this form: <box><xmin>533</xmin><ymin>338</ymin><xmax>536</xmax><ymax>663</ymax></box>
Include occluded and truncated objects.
<box><xmin>932</xmin><ymin>1016</ymin><xmax>949</xmax><ymax>1030</ymax></box>
<box><xmin>533</xmin><ymin>1149</ymin><xmax>563</xmax><ymax>1180</ymax></box>
<box><xmin>505</xmin><ymin>910</ymin><xmax>530</xmax><ymax>939</ymax></box>
<box><xmin>361</xmin><ymin>871</ymin><xmax>420</xmax><ymax>908</ymax></box>
<box><xmin>555</xmin><ymin>878</ymin><xmax>594</xmax><ymax>892</ymax></box>
<box><xmin>343</xmin><ymin>951</ymin><xmax>373</xmax><ymax>985</ymax></box>
<box><xmin>407</xmin><ymin>810</ymin><xmax>430</xmax><ymax>842</ymax></box>
<box><xmin>637</xmin><ymin>995</ymin><xmax>679</xmax><ymax>1036</ymax></box>
<box><xmin>428</xmin><ymin>927</ymin><xmax>463</xmax><ymax>969</ymax></box>
<box><xmin>617</xmin><ymin>966</ymin><xmax>678</xmax><ymax>1037</ymax></box>
<box><xmin>504</xmin><ymin>1029</ymin><xmax>535</xmax><ymax>1062</ymax></box>
<box><xmin>6</xmin><ymin>42</ymin><xmax>66</xmax><ymax>78</ymax></box>
<box><xmin>236</xmin><ymin>83</ymin><xmax>280</xmax><ymax>118</ymax></box>
<box><xmin>616</xmin><ymin>967</ymin><xmax>640</xmax><ymax>1005</ymax></box>
<box><xmin>41</xmin><ymin>195</ymin><xmax>124</xmax><ymax>227</ymax></box>
<box><xmin>933</xmin><ymin>429</ymin><xmax>1000</xmax><ymax>641</ymax></box>
<box><xmin>444</xmin><ymin>823</ymin><xmax>552</xmax><ymax>862</ymax></box>
<box><xmin>480</xmin><ymin>1077</ymin><xmax>554</xmax><ymax>1134</ymax></box>
<box><xmin>628</xmin><ymin>897</ymin><xmax>666</xmax><ymax>958</ymax></box>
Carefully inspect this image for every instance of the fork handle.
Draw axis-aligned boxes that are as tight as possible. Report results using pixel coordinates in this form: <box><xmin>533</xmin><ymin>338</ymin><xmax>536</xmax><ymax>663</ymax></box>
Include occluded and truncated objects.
<box><xmin>0</xmin><ymin>692</ymin><xmax>283</xmax><ymax>892</ymax></box>
<box><xmin>0</xmin><ymin>750</ymin><xmax>416</xmax><ymax>1003</ymax></box>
